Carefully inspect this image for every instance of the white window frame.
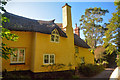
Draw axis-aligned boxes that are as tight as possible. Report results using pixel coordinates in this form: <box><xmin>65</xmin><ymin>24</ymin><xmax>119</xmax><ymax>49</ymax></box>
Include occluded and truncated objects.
<box><xmin>10</xmin><ymin>48</ymin><xmax>25</xmax><ymax>63</ymax></box>
<box><xmin>43</xmin><ymin>54</ymin><xmax>55</xmax><ymax>64</ymax></box>
<box><xmin>50</xmin><ymin>28</ymin><xmax>60</xmax><ymax>43</ymax></box>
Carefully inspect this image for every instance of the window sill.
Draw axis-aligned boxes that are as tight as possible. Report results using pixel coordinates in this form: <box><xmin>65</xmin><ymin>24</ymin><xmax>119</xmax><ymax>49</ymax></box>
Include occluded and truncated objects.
<box><xmin>50</xmin><ymin>41</ymin><xmax>59</xmax><ymax>43</ymax></box>
<box><xmin>10</xmin><ymin>63</ymin><xmax>25</xmax><ymax>65</ymax></box>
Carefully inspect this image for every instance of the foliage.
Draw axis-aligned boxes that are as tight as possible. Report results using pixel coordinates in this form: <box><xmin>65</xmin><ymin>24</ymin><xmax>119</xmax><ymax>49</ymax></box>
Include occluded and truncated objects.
<box><xmin>90</xmin><ymin>48</ymin><xmax>95</xmax><ymax>54</ymax></box>
<box><xmin>72</xmin><ymin>75</ymin><xmax>79</xmax><ymax>79</ymax></box>
<box><xmin>68</xmin><ymin>63</ymin><xmax>72</xmax><ymax>70</ymax></box>
<box><xmin>96</xmin><ymin>60</ymin><xmax>108</xmax><ymax>66</ymax></box>
<box><xmin>0</xmin><ymin>0</ymin><xmax>8</xmax><ymax>12</ymax></box>
<box><xmin>80</xmin><ymin>7</ymin><xmax>109</xmax><ymax>50</ymax></box>
<box><xmin>0</xmin><ymin>0</ymin><xmax>19</xmax><ymax>59</ymax></box>
<box><xmin>78</xmin><ymin>64</ymin><xmax>104</xmax><ymax>77</ymax></box>
<box><xmin>116</xmin><ymin>52</ymin><xmax>120</xmax><ymax>66</ymax></box>
<box><xmin>103</xmin><ymin>1</ymin><xmax>120</xmax><ymax>66</ymax></box>
<box><xmin>41</xmin><ymin>64</ymin><xmax>65</xmax><ymax>72</ymax></box>
<box><xmin>95</xmin><ymin>50</ymin><xmax>117</xmax><ymax>68</ymax></box>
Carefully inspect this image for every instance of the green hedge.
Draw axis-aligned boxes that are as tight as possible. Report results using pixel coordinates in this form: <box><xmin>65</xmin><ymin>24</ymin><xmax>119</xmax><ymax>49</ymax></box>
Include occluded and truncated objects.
<box><xmin>78</xmin><ymin>64</ymin><xmax>104</xmax><ymax>77</ymax></box>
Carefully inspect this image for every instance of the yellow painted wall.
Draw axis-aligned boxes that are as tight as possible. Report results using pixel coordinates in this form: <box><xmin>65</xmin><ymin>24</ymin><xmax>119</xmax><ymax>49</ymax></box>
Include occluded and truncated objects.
<box><xmin>2</xmin><ymin>30</ymin><xmax>94</xmax><ymax>72</ymax></box>
<box><xmin>2</xmin><ymin>30</ymin><xmax>75</xmax><ymax>72</ymax></box>
<box><xmin>31</xmin><ymin>32</ymin><xmax>75</xmax><ymax>72</ymax></box>
<box><xmin>2</xmin><ymin>31</ymin><xmax>33</xmax><ymax>71</ymax></box>
<box><xmin>74</xmin><ymin>46</ymin><xmax>94</xmax><ymax>66</ymax></box>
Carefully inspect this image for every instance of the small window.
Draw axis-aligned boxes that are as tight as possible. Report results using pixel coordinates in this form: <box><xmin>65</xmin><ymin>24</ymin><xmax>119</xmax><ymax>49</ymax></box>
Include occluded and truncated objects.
<box><xmin>75</xmin><ymin>46</ymin><xmax>79</xmax><ymax>53</ymax></box>
<box><xmin>52</xmin><ymin>31</ymin><xmax>55</xmax><ymax>34</ymax></box>
<box><xmin>43</xmin><ymin>54</ymin><xmax>55</xmax><ymax>64</ymax></box>
<box><xmin>51</xmin><ymin>29</ymin><xmax>59</xmax><ymax>43</ymax></box>
<box><xmin>81</xmin><ymin>57</ymin><xmax>85</xmax><ymax>64</ymax></box>
<box><xmin>51</xmin><ymin>35</ymin><xmax>55</xmax><ymax>42</ymax></box>
<box><xmin>50</xmin><ymin>55</ymin><xmax>54</xmax><ymax>63</ymax></box>
<box><xmin>55</xmin><ymin>36</ymin><xmax>59</xmax><ymax>42</ymax></box>
<box><xmin>11</xmin><ymin>48</ymin><xmax>25</xmax><ymax>63</ymax></box>
<box><xmin>44</xmin><ymin>55</ymin><xmax>49</xmax><ymax>63</ymax></box>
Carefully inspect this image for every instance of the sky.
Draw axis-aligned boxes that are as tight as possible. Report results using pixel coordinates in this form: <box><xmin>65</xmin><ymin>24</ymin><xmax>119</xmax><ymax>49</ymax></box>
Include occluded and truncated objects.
<box><xmin>4</xmin><ymin>1</ymin><xmax>117</xmax><ymax>39</ymax></box>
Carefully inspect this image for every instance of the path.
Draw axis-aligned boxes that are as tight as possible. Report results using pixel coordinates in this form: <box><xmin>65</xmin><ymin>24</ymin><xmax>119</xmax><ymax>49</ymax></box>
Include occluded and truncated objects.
<box><xmin>92</xmin><ymin>68</ymin><xmax>114</xmax><ymax>78</ymax></box>
<box><xmin>79</xmin><ymin>68</ymin><xmax>114</xmax><ymax>80</ymax></box>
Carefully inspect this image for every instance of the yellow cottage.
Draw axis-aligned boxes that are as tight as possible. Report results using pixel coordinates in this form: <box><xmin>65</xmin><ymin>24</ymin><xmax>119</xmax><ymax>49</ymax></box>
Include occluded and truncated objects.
<box><xmin>2</xmin><ymin>3</ymin><xmax>94</xmax><ymax>72</ymax></box>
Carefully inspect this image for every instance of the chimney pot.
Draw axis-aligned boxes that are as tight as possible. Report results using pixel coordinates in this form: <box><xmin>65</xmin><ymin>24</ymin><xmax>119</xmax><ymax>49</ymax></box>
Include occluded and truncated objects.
<box><xmin>74</xmin><ymin>24</ymin><xmax>80</xmax><ymax>37</ymax></box>
<box><xmin>75</xmin><ymin>23</ymin><xmax>77</xmax><ymax>28</ymax></box>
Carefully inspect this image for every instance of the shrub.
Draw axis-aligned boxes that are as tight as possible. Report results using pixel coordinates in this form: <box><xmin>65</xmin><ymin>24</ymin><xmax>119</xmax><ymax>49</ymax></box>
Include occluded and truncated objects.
<box><xmin>2</xmin><ymin>70</ymin><xmax>32</xmax><ymax>79</ymax></box>
<box><xmin>78</xmin><ymin>64</ymin><xmax>104</xmax><ymax>77</ymax></box>
<box><xmin>72</xmin><ymin>75</ymin><xmax>80</xmax><ymax>79</ymax></box>
<box><xmin>41</xmin><ymin>63</ymin><xmax>65</xmax><ymax>72</ymax></box>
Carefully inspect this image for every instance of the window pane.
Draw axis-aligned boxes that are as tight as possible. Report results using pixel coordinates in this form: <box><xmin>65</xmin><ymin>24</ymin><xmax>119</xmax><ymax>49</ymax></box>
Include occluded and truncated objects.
<box><xmin>56</xmin><ymin>31</ymin><xmax>58</xmax><ymax>34</ymax></box>
<box><xmin>55</xmin><ymin>36</ymin><xmax>59</xmax><ymax>42</ymax></box>
<box><xmin>81</xmin><ymin>57</ymin><xmax>85</xmax><ymax>64</ymax></box>
<box><xmin>12</xmin><ymin>49</ymin><xmax>18</xmax><ymax>62</ymax></box>
<box><xmin>19</xmin><ymin>49</ymin><xmax>25</xmax><ymax>62</ymax></box>
<box><xmin>51</xmin><ymin>35</ymin><xmax>55</xmax><ymax>41</ymax></box>
<box><xmin>52</xmin><ymin>31</ymin><xmax>55</xmax><ymax>34</ymax></box>
<box><xmin>50</xmin><ymin>55</ymin><xmax>54</xmax><ymax>64</ymax></box>
<box><xmin>75</xmin><ymin>47</ymin><xmax>79</xmax><ymax>53</ymax></box>
<box><xmin>44</xmin><ymin>55</ymin><xmax>49</xmax><ymax>63</ymax></box>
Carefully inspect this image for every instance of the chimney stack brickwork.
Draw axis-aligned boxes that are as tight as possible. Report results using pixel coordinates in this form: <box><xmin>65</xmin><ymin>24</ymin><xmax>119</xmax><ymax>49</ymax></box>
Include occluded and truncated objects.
<box><xmin>74</xmin><ymin>24</ymin><xmax>80</xmax><ymax>37</ymax></box>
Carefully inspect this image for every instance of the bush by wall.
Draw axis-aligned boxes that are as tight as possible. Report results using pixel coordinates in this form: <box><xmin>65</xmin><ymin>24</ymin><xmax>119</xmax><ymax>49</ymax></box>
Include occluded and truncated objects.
<box><xmin>78</xmin><ymin>64</ymin><xmax>104</xmax><ymax>77</ymax></box>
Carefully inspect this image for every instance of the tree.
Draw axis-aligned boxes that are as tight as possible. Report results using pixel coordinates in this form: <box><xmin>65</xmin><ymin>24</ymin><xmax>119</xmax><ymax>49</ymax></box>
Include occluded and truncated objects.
<box><xmin>80</xmin><ymin>7</ymin><xmax>109</xmax><ymax>50</ymax></box>
<box><xmin>0</xmin><ymin>0</ymin><xmax>19</xmax><ymax>59</ymax></box>
<box><xmin>103</xmin><ymin>1</ymin><xmax>120</xmax><ymax>66</ymax></box>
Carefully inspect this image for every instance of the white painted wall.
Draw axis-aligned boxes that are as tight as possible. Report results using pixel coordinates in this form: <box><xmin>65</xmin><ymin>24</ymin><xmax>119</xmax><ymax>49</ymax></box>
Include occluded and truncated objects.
<box><xmin>109</xmin><ymin>67</ymin><xmax>120</xmax><ymax>80</ymax></box>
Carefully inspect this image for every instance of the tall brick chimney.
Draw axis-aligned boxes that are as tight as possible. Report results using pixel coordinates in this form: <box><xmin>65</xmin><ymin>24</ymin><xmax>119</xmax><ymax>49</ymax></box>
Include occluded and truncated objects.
<box><xmin>74</xmin><ymin>23</ymin><xmax>80</xmax><ymax>37</ymax></box>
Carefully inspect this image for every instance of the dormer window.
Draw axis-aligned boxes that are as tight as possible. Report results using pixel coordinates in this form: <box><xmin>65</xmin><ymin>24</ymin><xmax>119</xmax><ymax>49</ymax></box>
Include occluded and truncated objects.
<box><xmin>51</xmin><ymin>29</ymin><xmax>59</xmax><ymax>43</ymax></box>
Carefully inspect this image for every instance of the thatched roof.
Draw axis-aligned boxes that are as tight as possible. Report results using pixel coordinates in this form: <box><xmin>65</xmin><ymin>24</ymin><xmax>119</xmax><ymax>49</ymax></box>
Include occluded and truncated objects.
<box><xmin>74</xmin><ymin>34</ymin><xmax>90</xmax><ymax>48</ymax></box>
<box><xmin>3</xmin><ymin>12</ymin><xmax>67</xmax><ymax>37</ymax></box>
<box><xmin>3</xmin><ymin>12</ymin><xmax>90</xmax><ymax>48</ymax></box>
<box><xmin>56</xmin><ymin>23</ymin><xmax>62</xmax><ymax>28</ymax></box>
